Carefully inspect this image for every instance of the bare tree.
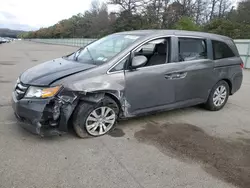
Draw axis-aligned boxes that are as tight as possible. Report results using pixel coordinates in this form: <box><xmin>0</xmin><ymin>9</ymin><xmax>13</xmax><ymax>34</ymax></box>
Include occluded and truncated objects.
<box><xmin>176</xmin><ymin>0</ymin><xmax>195</xmax><ymax>17</ymax></box>
<box><xmin>151</xmin><ymin>0</ymin><xmax>170</xmax><ymax>18</ymax></box>
<box><xmin>218</xmin><ymin>0</ymin><xmax>233</xmax><ymax>18</ymax></box>
<box><xmin>162</xmin><ymin>1</ymin><xmax>184</xmax><ymax>28</ymax></box>
<box><xmin>90</xmin><ymin>0</ymin><xmax>101</xmax><ymax>15</ymax></box>
<box><xmin>195</xmin><ymin>0</ymin><xmax>207</xmax><ymax>24</ymax></box>
<box><xmin>109</xmin><ymin>0</ymin><xmax>146</xmax><ymax>14</ymax></box>
<box><xmin>143</xmin><ymin>0</ymin><xmax>171</xmax><ymax>28</ymax></box>
<box><xmin>210</xmin><ymin>0</ymin><xmax>219</xmax><ymax>20</ymax></box>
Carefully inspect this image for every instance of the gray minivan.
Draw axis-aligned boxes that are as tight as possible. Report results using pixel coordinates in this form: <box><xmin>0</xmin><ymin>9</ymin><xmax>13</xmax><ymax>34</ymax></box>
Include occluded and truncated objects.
<box><xmin>12</xmin><ymin>30</ymin><xmax>243</xmax><ymax>138</ymax></box>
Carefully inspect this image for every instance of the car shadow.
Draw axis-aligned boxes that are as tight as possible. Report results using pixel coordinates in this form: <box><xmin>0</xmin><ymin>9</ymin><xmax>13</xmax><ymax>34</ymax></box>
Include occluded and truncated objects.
<box><xmin>117</xmin><ymin>105</ymin><xmax>203</xmax><ymax>128</ymax></box>
<box><xmin>13</xmin><ymin>105</ymin><xmax>218</xmax><ymax>141</ymax></box>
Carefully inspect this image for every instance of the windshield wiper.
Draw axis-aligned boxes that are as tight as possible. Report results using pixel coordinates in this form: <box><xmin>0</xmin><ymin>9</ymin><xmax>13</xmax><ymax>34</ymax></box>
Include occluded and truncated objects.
<box><xmin>75</xmin><ymin>47</ymin><xmax>95</xmax><ymax>64</ymax></box>
<box><xmin>85</xmin><ymin>47</ymin><xmax>95</xmax><ymax>63</ymax></box>
<box><xmin>74</xmin><ymin>47</ymin><xmax>84</xmax><ymax>61</ymax></box>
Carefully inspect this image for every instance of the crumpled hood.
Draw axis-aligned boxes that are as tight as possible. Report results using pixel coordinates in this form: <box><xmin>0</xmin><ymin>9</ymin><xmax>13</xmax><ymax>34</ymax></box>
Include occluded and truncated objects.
<box><xmin>20</xmin><ymin>58</ymin><xmax>96</xmax><ymax>86</ymax></box>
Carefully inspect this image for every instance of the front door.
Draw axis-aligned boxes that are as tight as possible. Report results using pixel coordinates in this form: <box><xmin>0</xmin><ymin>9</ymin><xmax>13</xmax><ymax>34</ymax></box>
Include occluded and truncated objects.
<box><xmin>124</xmin><ymin>37</ymin><xmax>176</xmax><ymax>114</ymax></box>
<box><xmin>124</xmin><ymin>64</ymin><xmax>176</xmax><ymax>114</ymax></box>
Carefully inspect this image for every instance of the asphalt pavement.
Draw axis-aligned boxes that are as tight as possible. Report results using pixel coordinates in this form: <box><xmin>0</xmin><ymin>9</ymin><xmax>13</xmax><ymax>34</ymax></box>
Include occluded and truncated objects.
<box><xmin>0</xmin><ymin>41</ymin><xmax>250</xmax><ymax>188</ymax></box>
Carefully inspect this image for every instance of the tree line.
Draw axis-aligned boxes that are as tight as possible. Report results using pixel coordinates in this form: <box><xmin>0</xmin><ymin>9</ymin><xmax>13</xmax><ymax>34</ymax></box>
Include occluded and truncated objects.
<box><xmin>19</xmin><ymin>0</ymin><xmax>250</xmax><ymax>39</ymax></box>
<box><xmin>0</xmin><ymin>29</ymin><xmax>24</xmax><ymax>38</ymax></box>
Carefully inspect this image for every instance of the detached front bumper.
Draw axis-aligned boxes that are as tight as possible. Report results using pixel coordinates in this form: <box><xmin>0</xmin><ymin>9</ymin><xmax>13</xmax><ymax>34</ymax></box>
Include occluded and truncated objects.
<box><xmin>11</xmin><ymin>92</ymin><xmax>65</xmax><ymax>136</ymax></box>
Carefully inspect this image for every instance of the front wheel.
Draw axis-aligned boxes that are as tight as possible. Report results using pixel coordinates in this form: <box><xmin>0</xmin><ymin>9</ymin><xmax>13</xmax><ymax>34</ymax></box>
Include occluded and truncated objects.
<box><xmin>205</xmin><ymin>80</ymin><xmax>229</xmax><ymax>111</ymax></box>
<box><xmin>73</xmin><ymin>96</ymin><xmax>119</xmax><ymax>138</ymax></box>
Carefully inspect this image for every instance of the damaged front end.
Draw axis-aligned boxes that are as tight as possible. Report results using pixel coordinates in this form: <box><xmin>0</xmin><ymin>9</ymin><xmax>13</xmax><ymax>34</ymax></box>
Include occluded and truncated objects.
<box><xmin>12</xmin><ymin>84</ymin><xmax>119</xmax><ymax>136</ymax></box>
<box><xmin>12</xmin><ymin>70</ymin><xmax>130</xmax><ymax>137</ymax></box>
<box><xmin>12</xmin><ymin>86</ymin><xmax>80</xmax><ymax>136</ymax></box>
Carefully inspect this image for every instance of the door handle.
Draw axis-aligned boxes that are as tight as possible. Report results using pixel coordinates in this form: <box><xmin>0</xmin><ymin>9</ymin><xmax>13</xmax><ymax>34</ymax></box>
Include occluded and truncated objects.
<box><xmin>165</xmin><ymin>75</ymin><xmax>173</xmax><ymax>79</ymax></box>
<box><xmin>165</xmin><ymin>72</ymin><xmax>187</xmax><ymax>80</ymax></box>
<box><xmin>174</xmin><ymin>73</ymin><xmax>187</xmax><ymax>79</ymax></box>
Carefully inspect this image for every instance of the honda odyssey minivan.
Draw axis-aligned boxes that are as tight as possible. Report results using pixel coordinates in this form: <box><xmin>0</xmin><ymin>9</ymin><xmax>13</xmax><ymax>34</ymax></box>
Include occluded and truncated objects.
<box><xmin>12</xmin><ymin>30</ymin><xmax>243</xmax><ymax>138</ymax></box>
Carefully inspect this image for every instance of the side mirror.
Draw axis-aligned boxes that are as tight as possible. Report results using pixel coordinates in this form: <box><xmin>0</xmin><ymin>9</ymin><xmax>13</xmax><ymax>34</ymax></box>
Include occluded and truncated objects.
<box><xmin>131</xmin><ymin>56</ymin><xmax>147</xmax><ymax>69</ymax></box>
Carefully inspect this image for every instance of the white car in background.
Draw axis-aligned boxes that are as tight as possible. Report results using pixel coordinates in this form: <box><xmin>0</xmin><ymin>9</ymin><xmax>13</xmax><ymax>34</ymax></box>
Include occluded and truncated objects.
<box><xmin>0</xmin><ymin>37</ymin><xmax>5</xmax><ymax>44</ymax></box>
<box><xmin>0</xmin><ymin>37</ymin><xmax>10</xmax><ymax>44</ymax></box>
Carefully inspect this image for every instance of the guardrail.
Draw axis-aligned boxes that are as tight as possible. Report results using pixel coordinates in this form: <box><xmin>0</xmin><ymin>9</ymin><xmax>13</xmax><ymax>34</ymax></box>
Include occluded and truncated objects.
<box><xmin>28</xmin><ymin>38</ymin><xmax>250</xmax><ymax>68</ymax></box>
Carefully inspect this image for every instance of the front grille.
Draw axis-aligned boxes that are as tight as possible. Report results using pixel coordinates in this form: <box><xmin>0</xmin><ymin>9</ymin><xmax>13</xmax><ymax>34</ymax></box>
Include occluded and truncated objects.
<box><xmin>15</xmin><ymin>81</ymin><xmax>28</xmax><ymax>100</ymax></box>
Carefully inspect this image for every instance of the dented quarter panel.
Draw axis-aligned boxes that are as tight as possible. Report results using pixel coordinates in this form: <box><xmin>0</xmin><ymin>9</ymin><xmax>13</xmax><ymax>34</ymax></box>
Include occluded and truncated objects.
<box><xmin>213</xmin><ymin>57</ymin><xmax>243</xmax><ymax>94</ymax></box>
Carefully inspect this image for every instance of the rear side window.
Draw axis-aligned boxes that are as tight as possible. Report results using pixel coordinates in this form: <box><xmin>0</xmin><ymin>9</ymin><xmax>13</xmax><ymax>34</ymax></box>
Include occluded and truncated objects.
<box><xmin>212</xmin><ymin>40</ymin><xmax>235</xmax><ymax>60</ymax></box>
<box><xmin>178</xmin><ymin>38</ymin><xmax>207</xmax><ymax>62</ymax></box>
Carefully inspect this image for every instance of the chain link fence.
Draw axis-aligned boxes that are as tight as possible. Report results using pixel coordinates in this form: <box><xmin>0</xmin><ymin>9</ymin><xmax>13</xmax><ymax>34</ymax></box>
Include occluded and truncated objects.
<box><xmin>29</xmin><ymin>38</ymin><xmax>97</xmax><ymax>47</ymax></box>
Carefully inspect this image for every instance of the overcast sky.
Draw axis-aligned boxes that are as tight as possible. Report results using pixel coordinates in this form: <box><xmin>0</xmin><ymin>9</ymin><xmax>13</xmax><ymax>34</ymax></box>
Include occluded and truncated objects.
<box><xmin>0</xmin><ymin>0</ymin><xmax>111</xmax><ymax>30</ymax></box>
<box><xmin>0</xmin><ymin>0</ymin><xmax>239</xmax><ymax>31</ymax></box>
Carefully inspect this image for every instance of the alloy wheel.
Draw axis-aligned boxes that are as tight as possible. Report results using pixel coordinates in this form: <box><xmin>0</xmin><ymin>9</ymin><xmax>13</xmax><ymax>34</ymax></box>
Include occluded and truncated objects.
<box><xmin>213</xmin><ymin>85</ymin><xmax>227</xmax><ymax>107</ymax></box>
<box><xmin>85</xmin><ymin>106</ymin><xmax>116</xmax><ymax>136</ymax></box>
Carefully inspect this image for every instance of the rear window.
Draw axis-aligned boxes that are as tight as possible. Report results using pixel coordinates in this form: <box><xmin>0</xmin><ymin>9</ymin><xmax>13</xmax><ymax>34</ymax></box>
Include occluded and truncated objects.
<box><xmin>212</xmin><ymin>40</ymin><xmax>235</xmax><ymax>60</ymax></box>
<box><xmin>178</xmin><ymin>38</ymin><xmax>207</xmax><ymax>61</ymax></box>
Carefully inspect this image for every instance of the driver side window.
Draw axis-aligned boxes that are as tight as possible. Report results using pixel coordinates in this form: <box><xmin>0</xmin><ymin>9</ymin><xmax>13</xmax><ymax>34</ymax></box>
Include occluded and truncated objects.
<box><xmin>134</xmin><ymin>38</ymin><xmax>169</xmax><ymax>67</ymax></box>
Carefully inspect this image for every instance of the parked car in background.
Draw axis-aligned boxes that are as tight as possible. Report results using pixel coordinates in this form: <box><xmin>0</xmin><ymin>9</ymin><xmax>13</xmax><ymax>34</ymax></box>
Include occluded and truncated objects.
<box><xmin>0</xmin><ymin>37</ymin><xmax>6</xmax><ymax>44</ymax></box>
<box><xmin>4</xmin><ymin>37</ymin><xmax>13</xmax><ymax>43</ymax></box>
<box><xmin>12</xmin><ymin>30</ymin><xmax>243</xmax><ymax>138</ymax></box>
<box><xmin>0</xmin><ymin>37</ymin><xmax>12</xmax><ymax>44</ymax></box>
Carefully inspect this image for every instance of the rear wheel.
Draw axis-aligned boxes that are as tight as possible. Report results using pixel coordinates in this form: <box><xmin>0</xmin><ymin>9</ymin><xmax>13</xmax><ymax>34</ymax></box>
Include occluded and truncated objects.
<box><xmin>73</xmin><ymin>96</ymin><xmax>119</xmax><ymax>138</ymax></box>
<box><xmin>205</xmin><ymin>80</ymin><xmax>229</xmax><ymax>111</ymax></box>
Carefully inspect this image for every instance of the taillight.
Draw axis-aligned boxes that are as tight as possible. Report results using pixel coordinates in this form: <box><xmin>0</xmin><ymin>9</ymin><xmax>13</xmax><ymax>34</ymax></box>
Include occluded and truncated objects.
<box><xmin>240</xmin><ymin>62</ymin><xmax>244</xmax><ymax>69</ymax></box>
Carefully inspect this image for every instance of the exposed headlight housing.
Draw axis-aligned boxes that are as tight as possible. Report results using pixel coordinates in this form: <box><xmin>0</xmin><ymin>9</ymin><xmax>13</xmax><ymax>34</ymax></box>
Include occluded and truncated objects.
<box><xmin>25</xmin><ymin>86</ymin><xmax>62</xmax><ymax>99</ymax></box>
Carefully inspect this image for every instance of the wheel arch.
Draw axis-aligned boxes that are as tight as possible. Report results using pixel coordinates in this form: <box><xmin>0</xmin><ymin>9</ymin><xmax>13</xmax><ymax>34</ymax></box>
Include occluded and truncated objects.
<box><xmin>221</xmin><ymin>78</ymin><xmax>232</xmax><ymax>95</ymax></box>
<box><xmin>104</xmin><ymin>92</ymin><xmax>123</xmax><ymax>113</ymax></box>
<box><xmin>70</xmin><ymin>90</ymin><xmax>123</xmax><ymax>121</ymax></box>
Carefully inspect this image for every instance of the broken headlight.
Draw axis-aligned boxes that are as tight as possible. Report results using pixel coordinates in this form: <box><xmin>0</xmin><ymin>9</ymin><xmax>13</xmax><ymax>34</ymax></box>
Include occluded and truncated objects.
<box><xmin>25</xmin><ymin>86</ymin><xmax>62</xmax><ymax>98</ymax></box>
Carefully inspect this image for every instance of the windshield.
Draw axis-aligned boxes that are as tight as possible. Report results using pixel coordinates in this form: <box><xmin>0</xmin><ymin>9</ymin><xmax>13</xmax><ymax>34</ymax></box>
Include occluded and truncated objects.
<box><xmin>68</xmin><ymin>34</ymin><xmax>141</xmax><ymax>65</ymax></box>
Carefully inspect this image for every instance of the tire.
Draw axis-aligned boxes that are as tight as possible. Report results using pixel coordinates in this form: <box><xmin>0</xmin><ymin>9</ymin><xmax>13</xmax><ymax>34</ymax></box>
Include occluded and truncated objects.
<box><xmin>72</xmin><ymin>96</ymin><xmax>119</xmax><ymax>138</ymax></box>
<box><xmin>205</xmin><ymin>80</ymin><xmax>229</xmax><ymax>111</ymax></box>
